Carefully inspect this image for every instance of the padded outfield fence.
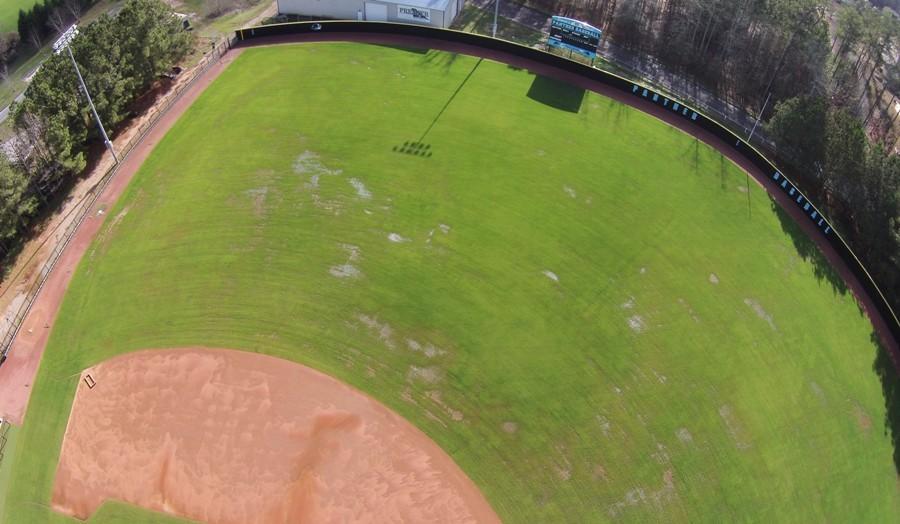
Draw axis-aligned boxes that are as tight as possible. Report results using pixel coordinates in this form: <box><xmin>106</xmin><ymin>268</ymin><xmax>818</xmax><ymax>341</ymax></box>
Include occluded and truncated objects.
<box><xmin>0</xmin><ymin>37</ymin><xmax>236</xmax><ymax>364</ymax></box>
<box><xmin>236</xmin><ymin>21</ymin><xmax>900</xmax><ymax>349</ymax></box>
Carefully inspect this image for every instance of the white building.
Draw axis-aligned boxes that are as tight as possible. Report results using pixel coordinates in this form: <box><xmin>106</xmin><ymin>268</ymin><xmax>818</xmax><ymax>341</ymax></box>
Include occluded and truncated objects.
<box><xmin>276</xmin><ymin>0</ymin><xmax>464</xmax><ymax>28</ymax></box>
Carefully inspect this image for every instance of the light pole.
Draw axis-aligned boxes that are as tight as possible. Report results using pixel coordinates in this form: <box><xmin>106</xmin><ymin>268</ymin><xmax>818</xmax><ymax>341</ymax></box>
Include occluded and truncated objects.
<box><xmin>53</xmin><ymin>25</ymin><xmax>119</xmax><ymax>164</ymax></box>
<box><xmin>492</xmin><ymin>0</ymin><xmax>499</xmax><ymax>38</ymax></box>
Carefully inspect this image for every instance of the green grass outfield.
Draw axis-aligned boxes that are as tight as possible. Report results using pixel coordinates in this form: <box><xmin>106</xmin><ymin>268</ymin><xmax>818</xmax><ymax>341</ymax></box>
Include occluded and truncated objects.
<box><xmin>0</xmin><ymin>0</ymin><xmax>35</xmax><ymax>34</ymax></box>
<box><xmin>3</xmin><ymin>42</ymin><xmax>898</xmax><ymax>522</ymax></box>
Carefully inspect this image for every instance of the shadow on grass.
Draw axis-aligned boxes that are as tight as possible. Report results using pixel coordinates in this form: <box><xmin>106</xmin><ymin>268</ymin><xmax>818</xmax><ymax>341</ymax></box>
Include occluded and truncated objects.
<box><xmin>421</xmin><ymin>49</ymin><xmax>461</xmax><ymax>71</ymax></box>
<box><xmin>770</xmin><ymin>199</ymin><xmax>848</xmax><ymax>297</ymax></box>
<box><xmin>873</xmin><ymin>331</ymin><xmax>900</xmax><ymax>473</ymax></box>
<box><xmin>526</xmin><ymin>75</ymin><xmax>585</xmax><ymax>113</ymax></box>
<box><xmin>371</xmin><ymin>43</ymin><xmax>429</xmax><ymax>55</ymax></box>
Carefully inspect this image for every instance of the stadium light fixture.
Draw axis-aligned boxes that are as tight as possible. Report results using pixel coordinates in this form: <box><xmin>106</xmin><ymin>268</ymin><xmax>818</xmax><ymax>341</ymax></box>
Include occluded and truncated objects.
<box><xmin>492</xmin><ymin>0</ymin><xmax>499</xmax><ymax>38</ymax></box>
<box><xmin>53</xmin><ymin>25</ymin><xmax>119</xmax><ymax>164</ymax></box>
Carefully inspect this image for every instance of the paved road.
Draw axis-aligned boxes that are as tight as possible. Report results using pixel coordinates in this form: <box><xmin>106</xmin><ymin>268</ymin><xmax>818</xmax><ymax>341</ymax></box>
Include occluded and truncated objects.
<box><xmin>0</xmin><ymin>92</ymin><xmax>27</xmax><ymax>124</ymax></box>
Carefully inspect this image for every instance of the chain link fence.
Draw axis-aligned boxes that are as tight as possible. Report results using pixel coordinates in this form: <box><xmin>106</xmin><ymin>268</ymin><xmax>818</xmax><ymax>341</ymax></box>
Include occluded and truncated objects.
<box><xmin>0</xmin><ymin>36</ymin><xmax>236</xmax><ymax>363</ymax></box>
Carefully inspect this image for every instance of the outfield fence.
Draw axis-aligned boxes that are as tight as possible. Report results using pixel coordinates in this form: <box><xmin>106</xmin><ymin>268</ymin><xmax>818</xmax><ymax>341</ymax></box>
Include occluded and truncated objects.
<box><xmin>234</xmin><ymin>21</ymin><xmax>900</xmax><ymax>350</ymax></box>
<box><xmin>0</xmin><ymin>419</ymin><xmax>9</xmax><ymax>465</ymax></box>
<box><xmin>0</xmin><ymin>36</ymin><xmax>237</xmax><ymax>363</ymax></box>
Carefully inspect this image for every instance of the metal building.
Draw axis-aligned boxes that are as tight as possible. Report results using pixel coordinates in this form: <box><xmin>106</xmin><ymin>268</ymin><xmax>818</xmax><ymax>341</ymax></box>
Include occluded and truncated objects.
<box><xmin>276</xmin><ymin>0</ymin><xmax>464</xmax><ymax>28</ymax></box>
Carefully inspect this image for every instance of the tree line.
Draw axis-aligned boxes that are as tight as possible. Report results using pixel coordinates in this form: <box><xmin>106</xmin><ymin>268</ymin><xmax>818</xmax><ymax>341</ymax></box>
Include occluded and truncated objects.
<box><xmin>0</xmin><ymin>0</ymin><xmax>191</xmax><ymax>258</ymax></box>
<box><xmin>518</xmin><ymin>0</ymin><xmax>900</xmax><ymax>326</ymax></box>
<box><xmin>17</xmin><ymin>0</ymin><xmax>98</xmax><ymax>50</ymax></box>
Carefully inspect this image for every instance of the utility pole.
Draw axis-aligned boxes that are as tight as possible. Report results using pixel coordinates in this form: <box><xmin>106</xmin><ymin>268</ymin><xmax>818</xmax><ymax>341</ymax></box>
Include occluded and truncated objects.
<box><xmin>53</xmin><ymin>25</ymin><xmax>119</xmax><ymax>164</ymax></box>
<box><xmin>748</xmin><ymin>91</ymin><xmax>771</xmax><ymax>144</ymax></box>
<box><xmin>492</xmin><ymin>0</ymin><xmax>499</xmax><ymax>38</ymax></box>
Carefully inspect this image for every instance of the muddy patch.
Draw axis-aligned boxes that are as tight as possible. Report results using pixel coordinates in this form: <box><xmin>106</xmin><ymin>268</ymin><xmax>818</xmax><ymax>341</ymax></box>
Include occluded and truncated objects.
<box><xmin>719</xmin><ymin>404</ymin><xmax>751</xmax><ymax>449</ymax></box>
<box><xmin>596</xmin><ymin>415</ymin><xmax>611</xmax><ymax>436</ymax></box>
<box><xmin>426</xmin><ymin>390</ymin><xmax>463</xmax><ymax>421</ymax></box>
<box><xmin>743</xmin><ymin>298</ymin><xmax>776</xmax><ymax>331</ymax></box>
<box><xmin>607</xmin><ymin>469</ymin><xmax>678</xmax><ymax>518</ymax></box>
<box><xmin>406</xmin><ymin>365</ymin><xmax>443</xmax><ymax>384</ymax></box>
<box><xmin>592</xmin><ymin>464</ymin><xmax>609</xmax><ymax>482</ymax></box>
<box><xmin>329</xmin><ymin>264</ymin><xmax>361</xmax><ymax>279</ymax></box>
<box><xmin>244</xmin><ymin>187</ymin><xmax>269</xmax><ymax>218</ymax></box>
<box><xmin>357</xmin><ymin>314</ymin><xmax>396</xmax><ymax>349</ymax></box>
<box><xmin>407</xmin><ymin>339</ymin><xmax>446</xmax><ymax>358</ymax></box>
<box><xmin>809</xmin><ymin>381</ymin><xmax>827</xmax><ymax>405</ymax></box>
<box><xmin>851</xmin><ymin>401</ymin><xmax>872</xmax><ymax>433</ymax></box>
<box><xmin>677</xmin><ymin>298</ymin><xmax>701</xmax><ymax>322</ymax></box>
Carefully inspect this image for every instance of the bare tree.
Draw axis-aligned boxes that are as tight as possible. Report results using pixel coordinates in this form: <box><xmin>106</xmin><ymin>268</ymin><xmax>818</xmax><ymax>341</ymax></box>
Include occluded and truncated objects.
<box><xmin>47</xmin><ymin>8</ymin><xmax>69</xmax><ymax>35</ymax></box>
<box><xmin>63</xmin><ymin>0</ymin><xmax>83</xmax><ymax>20</ymax></box>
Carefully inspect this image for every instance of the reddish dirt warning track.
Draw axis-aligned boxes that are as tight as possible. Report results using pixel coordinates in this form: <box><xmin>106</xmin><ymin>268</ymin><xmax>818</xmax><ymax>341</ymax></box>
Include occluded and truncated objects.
<box><xmin>0</xmin><ymin>51</ymin><xmax>243</xmax><ymax>425</ymax></box>
<box><xmin>52</xmin><ymin>347</ymin><xmax>501</xmax><ymax>524</ymax></box>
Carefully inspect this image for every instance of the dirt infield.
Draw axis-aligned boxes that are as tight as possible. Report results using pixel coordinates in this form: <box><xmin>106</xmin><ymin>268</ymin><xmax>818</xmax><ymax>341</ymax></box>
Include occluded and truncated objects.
<box><xmin>51</xmin><ymin>347</ymin><xmax>500</xmax><ymax>523</ymax></box>
<box><xmin>0</xmin><ymin>50</ymin><xmax>243</xmax><ymax>425</ymax></box>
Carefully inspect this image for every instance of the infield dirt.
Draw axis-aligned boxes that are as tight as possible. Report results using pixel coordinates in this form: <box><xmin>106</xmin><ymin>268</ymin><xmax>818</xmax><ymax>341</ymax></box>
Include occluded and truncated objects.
<box><xmin>51</xmin><ymin>347</ymin><xmax>500</xmax><ymax>524</ymax></box>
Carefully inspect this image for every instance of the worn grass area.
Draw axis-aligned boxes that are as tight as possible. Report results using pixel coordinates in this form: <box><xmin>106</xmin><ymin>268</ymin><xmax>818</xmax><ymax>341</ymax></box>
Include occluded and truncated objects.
<box><xmin>5</xmin><ymin>42</ymin><xmax>899</xmax><ymax>523</ymax></box>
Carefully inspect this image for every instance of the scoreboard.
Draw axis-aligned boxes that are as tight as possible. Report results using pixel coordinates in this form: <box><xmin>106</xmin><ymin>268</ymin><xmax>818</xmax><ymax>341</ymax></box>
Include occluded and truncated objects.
<box><xmin>548</xmin><ymin>16</ymin><xmax>601</xmax><ymax>59</ymax></box>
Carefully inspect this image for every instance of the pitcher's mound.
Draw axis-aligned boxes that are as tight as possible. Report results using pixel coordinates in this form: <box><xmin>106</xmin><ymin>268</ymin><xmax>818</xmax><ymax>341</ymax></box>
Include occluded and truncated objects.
<box><xmin>51</xmin><ymin>348</ymin><xmax>499</xmax><ymax>523</ymax></box>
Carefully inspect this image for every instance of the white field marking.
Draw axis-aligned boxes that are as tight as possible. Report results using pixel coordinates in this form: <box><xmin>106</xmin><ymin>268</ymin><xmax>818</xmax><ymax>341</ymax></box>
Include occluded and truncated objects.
<box><xmin>621</xmin><ymin>296</ymin><xmax>635</xmax><ymax>309</ymax></box>
<box><xmin>542</xmin><ymin>270</ymin><xmax>559</xmax><ymax>282</ymax></box>
<box><xmin>563</xmin><ymin>185</ymin><xmax>577</xmax><ymax>199</ymax></box>
<box><xmin>438</xmin><ymin>223</ymin><xmax>451</xmax><ymax>234</ymax></box>
<box><xmin>709</xmin><ymin>273</ymin><xmax>720</xmax><ymax>284</ymax></box>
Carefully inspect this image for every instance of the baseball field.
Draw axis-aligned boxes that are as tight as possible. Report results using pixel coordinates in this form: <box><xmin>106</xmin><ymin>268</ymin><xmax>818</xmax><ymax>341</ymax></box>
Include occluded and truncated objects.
<box><xmin>2</xmin><ymin>41</ymin><xmax>898</xmax><ymax>522</ymax></box>
<box><xmin>0</xmin><ymin>0</ymin><xmax>36</xmax><ymax>34</ymax></box>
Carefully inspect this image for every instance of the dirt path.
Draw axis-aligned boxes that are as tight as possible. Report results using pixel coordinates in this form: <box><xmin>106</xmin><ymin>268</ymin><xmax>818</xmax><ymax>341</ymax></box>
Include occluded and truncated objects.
<box><xmin>52</xmin><ymin>347</ymin><xmax>500</xmax><ymax>524</ymax></box>
<box><xmin>0</xmin><ymin>50</ymin><xmax>243</xmax><ymax>425</ymax></box>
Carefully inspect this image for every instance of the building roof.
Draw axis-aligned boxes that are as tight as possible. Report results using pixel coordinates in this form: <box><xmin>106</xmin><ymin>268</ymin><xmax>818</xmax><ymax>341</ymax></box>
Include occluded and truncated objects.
<box><xmin>389</xmin><ymin>0</ymin><xmax>452</xmax><ymax>12</ymax></box>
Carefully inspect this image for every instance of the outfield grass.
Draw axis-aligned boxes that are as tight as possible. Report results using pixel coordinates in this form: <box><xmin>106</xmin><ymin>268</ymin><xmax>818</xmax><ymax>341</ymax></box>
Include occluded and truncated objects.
<box><xmin>0</xmin><ymin>0</ymin><xmax>34</xmax><ymax>34</ymax></box>
<box><xmin>4</xmin><ymin>42</ymin><xmax>898</xmax><ymax>523</ymax></box>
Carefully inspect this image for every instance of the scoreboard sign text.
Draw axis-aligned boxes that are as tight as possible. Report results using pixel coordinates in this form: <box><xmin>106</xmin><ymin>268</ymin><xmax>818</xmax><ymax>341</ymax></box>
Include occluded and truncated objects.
<box><xmin>397</xmin><ymin>5</ymin><xmax>431</xmax><ymax>23</ymax></box>
<box><xmin>548</xmin><ymin>16</ymin><xmax>601</xmax><ymax>58</ymax></box>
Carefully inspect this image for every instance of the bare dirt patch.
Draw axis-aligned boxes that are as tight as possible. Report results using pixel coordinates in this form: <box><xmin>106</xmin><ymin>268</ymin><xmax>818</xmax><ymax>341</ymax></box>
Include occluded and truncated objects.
<box><xmin>501</xmin><ymin>421</ymin><xmax>518</xmax><ymax>434</ymax></box>
<box><xmin>51</xmin><ymin>348</ymin><xmax>499</xmax><ymax>524</ymax></box>
<box><xmin>719</xmin><ymin>404</ymin><xmax>752</xmax><ymax>450</ymax></box>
